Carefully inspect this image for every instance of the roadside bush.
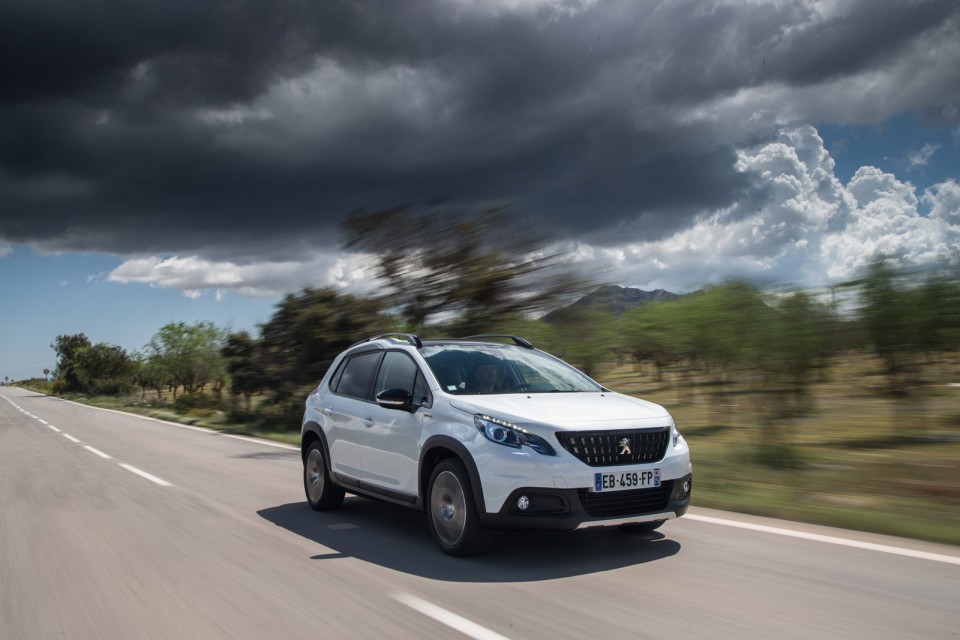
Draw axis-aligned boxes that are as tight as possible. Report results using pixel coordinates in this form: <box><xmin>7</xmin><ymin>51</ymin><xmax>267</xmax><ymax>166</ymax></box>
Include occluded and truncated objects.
<box><xmin>754</xmin><ymin>443</ymin><xmax>805</xmax><ymax>470</ymax></box>
<box><xmin>174</xmin><ymin>391</ymin><xmax>227</xmax><ymax>413</ymax></box>
<box><xmin>49</xmin><ymin>379</ymin><xmax>70</xmax><ymax>395</ymax></box>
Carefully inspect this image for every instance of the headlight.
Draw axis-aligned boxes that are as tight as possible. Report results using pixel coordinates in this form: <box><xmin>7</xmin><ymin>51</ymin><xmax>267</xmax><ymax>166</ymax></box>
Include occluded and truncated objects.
<box><xmin>475</xmin><ymin>414</ymin><xmax>556</xmax><ymax>456</ymax></box>
<box><xmin>672</xmin><ymin>422</ymin><xmax>683</xmax><ymax>447</ymax></box>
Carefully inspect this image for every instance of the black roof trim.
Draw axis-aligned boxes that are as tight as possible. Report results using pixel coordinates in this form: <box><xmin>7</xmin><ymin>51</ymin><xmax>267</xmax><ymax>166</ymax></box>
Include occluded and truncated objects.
<box><xmin>459</xmin><ymin>335</ymin><xmax>534</xmax><ymax>349</ymax></box>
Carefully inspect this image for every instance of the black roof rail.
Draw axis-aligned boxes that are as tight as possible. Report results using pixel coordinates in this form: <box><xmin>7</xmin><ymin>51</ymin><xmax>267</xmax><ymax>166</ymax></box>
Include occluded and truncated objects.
<box><xmin>351</xmin><ymin>333</ymin><xmax>423</xmax><ymax>349</ymax></box>
<box><xmin>460</xmin><ymin>334</ymin><xmax>534</xmax><ymax>349</ymax></box>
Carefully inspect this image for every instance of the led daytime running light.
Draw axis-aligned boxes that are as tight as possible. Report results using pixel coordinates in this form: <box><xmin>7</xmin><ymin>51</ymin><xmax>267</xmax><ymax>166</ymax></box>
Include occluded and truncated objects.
<box><xmin>474</xmin><ymin>414</ymin><xmax>556</xmax><ymax>456</ymax></box>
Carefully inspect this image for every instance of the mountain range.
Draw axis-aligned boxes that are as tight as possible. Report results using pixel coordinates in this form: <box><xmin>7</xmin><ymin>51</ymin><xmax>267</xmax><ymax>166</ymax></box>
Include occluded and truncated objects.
<box><xmin>543</xmin><ymin>285</ymin><xmax>681</xmax><ymax>322</ymax></box>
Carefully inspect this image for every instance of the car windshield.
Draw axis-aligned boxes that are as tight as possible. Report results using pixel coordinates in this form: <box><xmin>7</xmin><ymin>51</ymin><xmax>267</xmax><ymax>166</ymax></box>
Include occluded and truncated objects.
<box><xmin>421</xmin><ymin>344</ymin><xmax>603</xmax><ymax>395</ymax></box>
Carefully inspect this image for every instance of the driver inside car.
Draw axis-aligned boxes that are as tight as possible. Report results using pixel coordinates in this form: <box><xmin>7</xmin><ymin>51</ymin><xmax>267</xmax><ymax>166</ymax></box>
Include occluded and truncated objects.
<box><xmin>466</xmin><ymin>358</ymin><xmax>502</xmax><ymax>394</ymax></box>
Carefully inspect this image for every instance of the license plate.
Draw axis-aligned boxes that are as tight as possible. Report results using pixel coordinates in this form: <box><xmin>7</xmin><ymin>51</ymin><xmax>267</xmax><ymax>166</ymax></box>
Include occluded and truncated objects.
<box><xmin>593</xmin><ymin>469</ymin><xmax>661</xmax><ymax>492</ymax></box>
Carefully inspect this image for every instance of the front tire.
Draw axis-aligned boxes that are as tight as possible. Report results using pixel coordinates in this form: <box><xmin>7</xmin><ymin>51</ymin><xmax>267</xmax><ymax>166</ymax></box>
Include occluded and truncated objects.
<box><xmin>304</xmin><ymin>441</ymin><xmax>345</xmax><ymax>510</ymax></box>
<box><xmin>426</xmin><ymin>459</ymin><xmax>492</xmax><ymax>556</ymax></box>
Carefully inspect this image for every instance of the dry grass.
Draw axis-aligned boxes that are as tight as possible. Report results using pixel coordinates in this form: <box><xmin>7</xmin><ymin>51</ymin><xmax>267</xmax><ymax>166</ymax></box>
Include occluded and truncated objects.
<box><xmin>598</xmin><ymin>355</ymin><xmax>960</xmax><ymax>545</ymax></box>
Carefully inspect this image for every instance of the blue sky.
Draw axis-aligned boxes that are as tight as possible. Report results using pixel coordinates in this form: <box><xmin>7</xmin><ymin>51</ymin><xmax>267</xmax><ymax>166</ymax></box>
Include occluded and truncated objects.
<box><xmin>2</xmin><ymin>0</ymin><xmax>959</xmax><ymax>382</ymax></box>
<box><xmin>820</xmin><ymin>114</ymin><xmax>960</xmax><ymax>190</ymax></box>
<box><xmin>0</xmin><ymin>250</ymin><xmax>276</xmax><ymax>380</ymax></box>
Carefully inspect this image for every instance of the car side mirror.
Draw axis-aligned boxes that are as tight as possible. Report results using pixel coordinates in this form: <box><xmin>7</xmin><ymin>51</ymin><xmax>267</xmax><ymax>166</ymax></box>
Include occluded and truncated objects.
<box><xmin>376</xmin><ymin>388</ymin><xmax>415</xmax><ymax>411</ymax></box>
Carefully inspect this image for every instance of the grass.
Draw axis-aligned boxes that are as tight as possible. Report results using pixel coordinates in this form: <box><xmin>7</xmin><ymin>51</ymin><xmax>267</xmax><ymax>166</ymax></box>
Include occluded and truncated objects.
<box><xmin>599</xmin><ymin>355</ymin><xmax>960</xmax><ymax>546</ymax></box>
<box><xmin>18</xmin><ymin>355</ymin><xmax>960</xmax><ymax>546</ymax></box>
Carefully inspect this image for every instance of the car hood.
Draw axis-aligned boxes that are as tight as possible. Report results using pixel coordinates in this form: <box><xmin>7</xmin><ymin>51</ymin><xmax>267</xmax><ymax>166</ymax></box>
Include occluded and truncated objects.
<box><xmin>448</xmin><ymin>392</ymin><xmax>671</xmax><ymax>430</ymax></box>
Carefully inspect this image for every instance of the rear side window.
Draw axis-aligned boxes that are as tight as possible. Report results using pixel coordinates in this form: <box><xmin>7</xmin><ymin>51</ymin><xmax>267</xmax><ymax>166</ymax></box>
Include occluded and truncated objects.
<box><xmin>331</xmin><ymin>351</ymin><xmax>382</xmax><ymax>400</ymax></box>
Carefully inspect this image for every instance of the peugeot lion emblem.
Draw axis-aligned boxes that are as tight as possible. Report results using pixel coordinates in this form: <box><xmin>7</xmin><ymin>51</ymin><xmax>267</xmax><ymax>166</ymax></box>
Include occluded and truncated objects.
<box><xmin>618</xmin><ymin>437</ymin><xmax>632</xmax><ymax>456</ymax></box>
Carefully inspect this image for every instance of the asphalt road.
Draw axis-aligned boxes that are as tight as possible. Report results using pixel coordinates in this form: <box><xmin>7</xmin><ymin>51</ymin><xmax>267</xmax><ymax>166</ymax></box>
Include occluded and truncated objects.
<box><xmin>2</xmin><ymin>386</ymin><xmax>958</xmax><ymax>640</ymax></box>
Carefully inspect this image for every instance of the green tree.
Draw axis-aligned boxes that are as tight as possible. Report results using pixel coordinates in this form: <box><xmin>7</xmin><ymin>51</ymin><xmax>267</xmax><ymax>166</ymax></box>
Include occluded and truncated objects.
<box><xmin>621</xmin><ymin>298</ymin><xmax>698</xmax><ymax>384</ymax></box>
<box><xmin>913</xmin><ymin>271</ymin><xmax>960</xmax><ymax>371</ymax></box>
<box><xmin>51</xmin><ymin>334</ymin><xmax>93</xmax><ymax>392</ymax></box>
<box><xmin>50</xmin><ymin>334</ymin><xmax>135</xmax><ymax>396</ymax></box>
<box><xmin>146</xmin><ymin>322</ymin><xmax>227</xmax><ymax>398</ymax></box>
<box><xmin>256</xmin><ymin>288</ymin><xmax>386</xmax><ymax>399</ymax></box>
<box><xmin>623</xmin><ymin>283</ymin><xmax>775</xmax><ymax>386</ymax></box>
<box><xmin>222</xmin><ymin>331</ymin><xmax>261</xmax><ymax>413</ymax></box>
<box><xmin>858</xmin><ymin>259</ymin><xmax>921</xmax><ymax>395</ymax></box>
<box><xmin>131</xmin><ymin>351</ymin><xmax>169</xmax><ymax>402</ymax></box>
<box><xmin>538</xmin><ymin>308</ymin><xmax>618</xmax><ymax>378</ymax></box>
<box><xmin>73</xmin><ymin>343</ymin><xmax>135</xmax><ymax>396</ymax></box>
<box><xmin>769</xmin><ymin>292</ymin><xmax>829</xmax><ymax>386</ymax></box>
<box><xmin>341</xmin><ymin>205</ymin><xmax>588</xmax><ymax>335</ymax></box>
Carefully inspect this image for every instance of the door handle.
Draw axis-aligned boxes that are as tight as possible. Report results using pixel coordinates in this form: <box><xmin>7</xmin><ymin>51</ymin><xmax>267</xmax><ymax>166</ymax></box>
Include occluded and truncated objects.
<box><xmin>362</xmin><ymin>418</ymin><xmax>375</xmax><ymax>428</ymax></box>
<box><xmin>322</xmin><ymin>408</ymin><xmax>334</xmax><ymax>416</ymax></box>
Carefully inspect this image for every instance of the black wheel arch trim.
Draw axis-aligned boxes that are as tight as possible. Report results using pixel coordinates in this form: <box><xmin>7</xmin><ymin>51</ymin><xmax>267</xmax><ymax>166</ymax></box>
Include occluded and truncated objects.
<box><xmin>419</xmin><ymin>435</ymin><xmax>486</xmax><ymax>513</ymax></box>
<box><xmin>301</xmin><ymin>423</ymin><xmax>332</xmax><ymax>466</ymax></box>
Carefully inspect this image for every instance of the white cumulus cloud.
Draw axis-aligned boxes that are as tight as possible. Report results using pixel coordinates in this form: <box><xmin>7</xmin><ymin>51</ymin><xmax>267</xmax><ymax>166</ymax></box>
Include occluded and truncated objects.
<box><xmin>580</xmin><ymin>126</ymin><xmax>960</xmax><ymax>291</ymax></box>
<box><xmin>108</xmin><ymin>253</ymin><xmax>380</xmax><ymax>299</ymax></box>
<box><xmin>908</xmin><ymin>142</ymin><xmax>941</xmax><ymax>168</ymax></box>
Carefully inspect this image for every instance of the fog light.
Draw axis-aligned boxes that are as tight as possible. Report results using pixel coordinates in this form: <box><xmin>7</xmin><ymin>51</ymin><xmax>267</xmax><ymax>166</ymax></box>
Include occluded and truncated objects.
<box><xmin>682</xmin><ymin>480</ymin><xmax>691</xmax><ymax>495</ymax></box>
<box><xmin>517</xmin><ymin>495</ymin><xmax>530</xmax><ymax>511</ymax></box>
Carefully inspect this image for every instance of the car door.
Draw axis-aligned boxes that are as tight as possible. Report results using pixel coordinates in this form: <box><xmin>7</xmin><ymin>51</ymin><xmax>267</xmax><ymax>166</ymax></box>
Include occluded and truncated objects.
<box><xmin>323</xmin><ymin>350</ymin><xmax>383</xmax><ymax>481</ymax></box>
<box><xmin>357</xmin><ymin>350</ymin><xmax>431</xmax><ymax>497</ymax></box>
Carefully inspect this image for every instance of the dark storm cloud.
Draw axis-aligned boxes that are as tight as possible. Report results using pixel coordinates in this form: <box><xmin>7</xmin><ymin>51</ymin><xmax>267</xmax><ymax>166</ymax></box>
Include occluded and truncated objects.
<box><xmin>1</xmin><ymin>0</ymin><xmax>959</xmax><ymax>260</ymax></box>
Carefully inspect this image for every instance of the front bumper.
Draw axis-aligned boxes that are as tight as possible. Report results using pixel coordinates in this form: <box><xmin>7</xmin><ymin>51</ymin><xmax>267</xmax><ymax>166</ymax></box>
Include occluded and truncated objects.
<box><xmin>478</xmin><ymin>473</ymin><xmax>692</xmax><ymax>532</ymax></box>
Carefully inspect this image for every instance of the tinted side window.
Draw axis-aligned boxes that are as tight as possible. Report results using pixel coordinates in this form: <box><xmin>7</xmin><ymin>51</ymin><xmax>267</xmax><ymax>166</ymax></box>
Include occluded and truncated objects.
<box><xmin>375</xmin><ymin>351</ymin><xmax>419</xmax><ymax>396</ymax></box>
<box><xmin>412</xmin><ymin>370</ymin><xmax>432</xmax><ymax>407</ymax></box>
<box><xmin>329</xmin><ymin>359</ymin><xmax>347</xmax><ymax>391</ymax></box>
<box><xmin>332</xmin><ymin>351</ymin><xmax>382</xmax><ymax>400</ymax></box>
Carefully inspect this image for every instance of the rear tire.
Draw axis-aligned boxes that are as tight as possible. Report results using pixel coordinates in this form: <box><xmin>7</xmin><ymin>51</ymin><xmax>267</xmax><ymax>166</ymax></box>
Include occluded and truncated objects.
<box><xmin>426</xmin><ymin>459</ymin><xmax>493</xmax><ymax>556</ymax></box>
<box><xmin>304</xmin><ymin>441</ymin><xmax>345</xmax><ymax>510</ymax></box>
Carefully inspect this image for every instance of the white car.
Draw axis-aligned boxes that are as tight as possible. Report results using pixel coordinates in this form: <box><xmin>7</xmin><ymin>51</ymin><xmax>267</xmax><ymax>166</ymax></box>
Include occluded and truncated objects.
<box><xmin>301</xmin><ymin>334</ymin><xmax>692</xmax><ymax>556</ymax></box>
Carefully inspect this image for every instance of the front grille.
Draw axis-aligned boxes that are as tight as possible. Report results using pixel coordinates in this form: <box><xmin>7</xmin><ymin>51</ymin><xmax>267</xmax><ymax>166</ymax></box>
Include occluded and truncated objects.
<box><xmin>578</xmin><ymin>482</ymin><xmax>673</xmax><ymax>518</ymax></box>
<box><xmin>556</xmin><ymin>428</ymin><xmax>670</xmax><ymax>467</ymax></box>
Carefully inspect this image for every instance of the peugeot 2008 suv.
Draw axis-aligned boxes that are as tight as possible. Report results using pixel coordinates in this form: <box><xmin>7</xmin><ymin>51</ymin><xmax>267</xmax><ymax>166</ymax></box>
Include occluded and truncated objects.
<box><xmin>301</xmin><ymin>334</ymin><xmax>692</xmax><ymax>556</ymax></box>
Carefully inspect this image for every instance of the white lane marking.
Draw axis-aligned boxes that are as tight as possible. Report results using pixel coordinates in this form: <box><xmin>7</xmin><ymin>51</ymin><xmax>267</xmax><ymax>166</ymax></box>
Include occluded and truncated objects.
<box><xmin>57</xmin><ymin>396</ymin><xmax>298</xmax><ymax>451</ymax></box>
<box><xmin>37</xmin><ymin>418</ymin><xmax>48</xmax><ymax>425</ymax></box>
<box><xmin>4</xmin><ymin>391</ymin><xmax>285</xmax><ymax>493</ymax></box>
<box><xmin>58</xmin><ymin>397</ymin><xmax>216</xmax><ymax>433</ymax></box>
<box><xmin>119</xmin><ymin>463</ymin><xmax>172</xmax><ymax>487</ymax></box>
<box><xmin>393</xmin><ymin>593</ymin><xmax>512</xmax><ymax>640</ymax></box>
<box><xmin>3</xmin><ymin>396</ymin><xmax>172</xmax><ymax>488</ymax></box>
<box><xmin>7</xmin><ymin>392</ymin><xmax>295</xmax><ymax>453</ymax></box>
<box><xmin>685</xmin><ymin>514</ymin><xmax>960</xmax><ymax>566</ymax></box>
